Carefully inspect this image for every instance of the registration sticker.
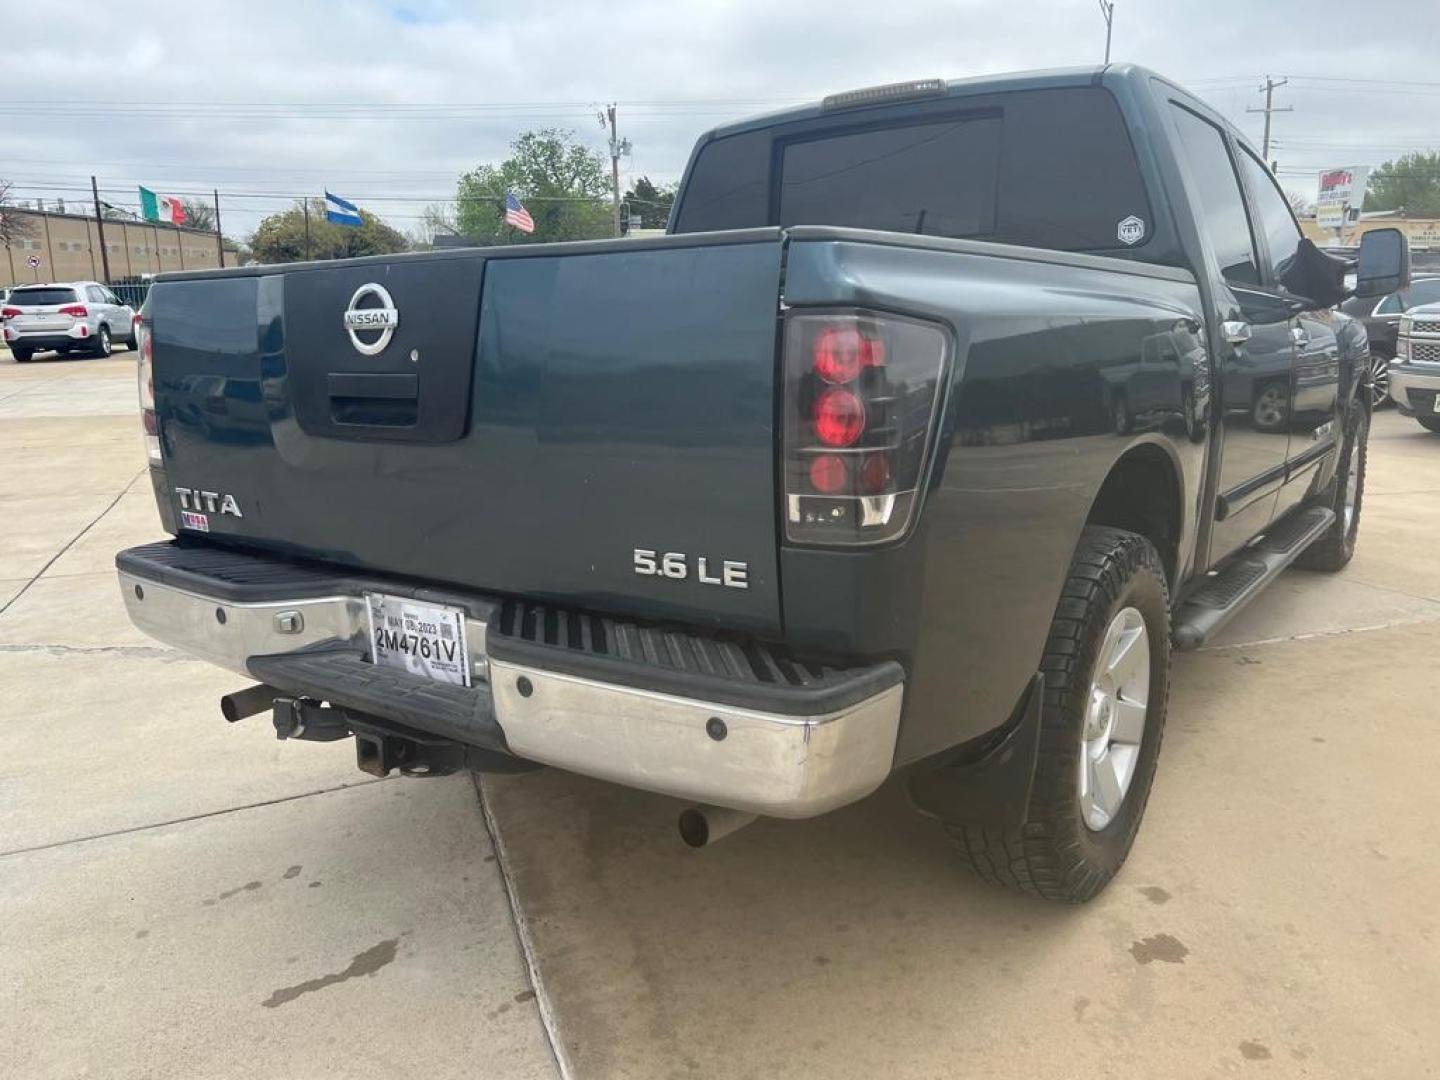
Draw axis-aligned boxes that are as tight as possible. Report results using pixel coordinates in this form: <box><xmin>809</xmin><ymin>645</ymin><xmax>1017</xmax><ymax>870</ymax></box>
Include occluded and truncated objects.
<box><xmin>179</xmin><ymin>510</ymin><xmax>210</xmax><ymax>532</ymax></box>
<box><xmin>365</xmin><ymin>593</ymin><xmax>471</xmax><ymax>687</ymax></box>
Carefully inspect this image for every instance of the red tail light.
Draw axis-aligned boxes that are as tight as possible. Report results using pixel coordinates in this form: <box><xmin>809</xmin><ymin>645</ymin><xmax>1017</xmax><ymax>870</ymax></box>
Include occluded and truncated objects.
<box><xmin>813</xmin><ymin>387</ymin><xmax>866</xmax><ymax>447</ymax></box>
<box><xmin>135</xmin><ymin>315</ymin><xmax>161</xmax><ymax>464</ymax></box>
<box><xmin>1</xmin><ymin>306</ymin><xmax>20</xmax><ymax>318</ymax></box>
<box><xmin>812</xmin><ymin>325</ymin><xmax>885</xmax><ymax>384</ymax></box>
<box><xmin>782</xmin><ymin>310</ymin><xmax>949</xmax><ymax>546</ymax></box>
<box><xmin>58</xmin><ymin>304</ymin><xmax>88</xmax><ymax>317</ymax></box>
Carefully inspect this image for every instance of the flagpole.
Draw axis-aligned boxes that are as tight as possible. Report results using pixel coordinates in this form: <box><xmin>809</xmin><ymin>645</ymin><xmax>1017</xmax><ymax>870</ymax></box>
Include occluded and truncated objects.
<box><xmin>91</xmin><ymin>175</ymin><xmax>112</xmax><ymax>284</ymax></box>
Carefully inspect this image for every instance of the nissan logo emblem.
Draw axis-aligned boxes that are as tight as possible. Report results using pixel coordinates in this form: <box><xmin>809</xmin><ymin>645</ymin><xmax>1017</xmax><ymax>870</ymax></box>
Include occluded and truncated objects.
<box><xmin>342</xmin><ymin>282</ymin><xmax>399</xmax><ymax>356</ymax></box>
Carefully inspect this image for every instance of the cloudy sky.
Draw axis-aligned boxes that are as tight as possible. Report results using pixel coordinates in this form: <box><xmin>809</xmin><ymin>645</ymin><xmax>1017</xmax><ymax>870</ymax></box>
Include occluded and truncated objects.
<box><xmin>4</xmin><ymin>0</ymin><xmax>1437</xmax><ymax>240</ymax></box>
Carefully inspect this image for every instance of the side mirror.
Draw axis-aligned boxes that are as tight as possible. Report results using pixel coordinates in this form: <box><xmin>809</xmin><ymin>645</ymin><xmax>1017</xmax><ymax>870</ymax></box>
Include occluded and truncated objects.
<box><xmin>1353</xmin><ymin>228</ymin><xmax>1410</xmax><ymax>298</ymax></box>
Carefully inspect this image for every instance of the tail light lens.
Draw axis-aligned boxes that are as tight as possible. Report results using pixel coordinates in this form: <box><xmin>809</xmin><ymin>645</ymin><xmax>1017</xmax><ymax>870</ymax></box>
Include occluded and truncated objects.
<box><xmin>782</xmin><ymin>310</ymin><xmax>948</xmax><ymax>545</ymax></box>
<box><xmin>58</xmin><ymin>304</ymin><xmax>88</xmax><ymax>317</ymax></box>
<box><xmin>1</xmin><ymin>306</ymin><xmax>21</xmax><ymax>318</ymax></box>
<box><xmin>136</xmin><ymin>314</ymin><xmax>161</xmax><ymax>464</ymax></box>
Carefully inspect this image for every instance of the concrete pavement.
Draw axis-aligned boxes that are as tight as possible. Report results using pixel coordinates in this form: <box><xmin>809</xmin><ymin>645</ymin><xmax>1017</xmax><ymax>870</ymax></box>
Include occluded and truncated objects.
<box><xmin>481</xmin><ymin>408</ymin><xmax>1440</xmax><ymax>1079</ymax></box>
<box><xmin>0</xmin><ymin>355</ymin><xmax>558</xmax><ymax>1080</ymax></box>
<box><xmin>3</xmin><ymin>348</ymin><xmax>1438</xmax><ymax>1079</ymax></box>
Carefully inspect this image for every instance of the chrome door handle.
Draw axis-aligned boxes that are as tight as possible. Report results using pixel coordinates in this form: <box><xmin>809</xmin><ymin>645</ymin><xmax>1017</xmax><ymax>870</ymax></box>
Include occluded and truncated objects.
<box><xmin>1290</xmin><ymin>326</ymin><xmax>1309</xmax><ymax>347</ymax></box>
<box><xmin>1222</xmin><ymin>320</ymin><xmax>1251</xmax><ymax>345</ymax></box>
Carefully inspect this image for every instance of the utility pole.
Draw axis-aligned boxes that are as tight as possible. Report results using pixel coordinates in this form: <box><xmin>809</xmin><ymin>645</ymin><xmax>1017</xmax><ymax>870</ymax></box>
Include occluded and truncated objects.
<box><xmin>213</xmin><ymin>189</ymin><xmax>225</xmax><ymax>268</ymax></box>
<box><xmin>90</xmin><ymin>175</ymin><xmax>112</xmax><ymax>283</ymax></box>
<box><xmin>1097</xmin><ymin>1</ymin><xmax>1115</xmax><ymax>64</ymax></box>
<box><xmin>602</xmin><ymin>104</ymin><xmax>631</xmax><ymax>238</ymax></box>
<box><xmin>303</xmin><ymin>199</ymin><xmax>313</xmax><ymax>260</ymax></box>
<box><xmin>1247</xmin><ymin>76</ymin><xmax>1292</xmax><ymax>163</ymax></box>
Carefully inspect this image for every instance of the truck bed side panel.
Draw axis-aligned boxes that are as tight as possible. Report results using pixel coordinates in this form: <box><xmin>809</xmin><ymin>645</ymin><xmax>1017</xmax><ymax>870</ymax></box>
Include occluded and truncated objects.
<box><xmin>781</xmin><ymin>233</ymin><xmax>1208</xmax><ymax>764</ymax></box>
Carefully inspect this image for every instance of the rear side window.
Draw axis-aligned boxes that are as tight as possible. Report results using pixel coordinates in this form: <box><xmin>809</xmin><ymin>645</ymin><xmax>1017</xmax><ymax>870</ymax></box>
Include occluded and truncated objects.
<box><xmin>10</xmin><ymin>287</ymin><xmax>78</xmax><ymax>306</ymax></box>
<box><xmin>1168</xmin><ymin>104</ymin><xmax>1259</xmax><ymax>286</ymax></box>
<box><xmin>674</xmin><ymin>87</ymin><xmax>1154</xmax><ymax>253</ymax></box>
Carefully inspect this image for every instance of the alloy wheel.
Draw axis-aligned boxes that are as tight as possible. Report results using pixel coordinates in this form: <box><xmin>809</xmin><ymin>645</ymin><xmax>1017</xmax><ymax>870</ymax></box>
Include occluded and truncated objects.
<box><xmin>1079</xmin><ymin>606</ymin><xmax>1150</xmax><ymax>832</ymax></box>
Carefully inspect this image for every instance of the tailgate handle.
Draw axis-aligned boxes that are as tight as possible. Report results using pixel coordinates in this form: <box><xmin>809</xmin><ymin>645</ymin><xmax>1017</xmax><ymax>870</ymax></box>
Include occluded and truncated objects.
<box><xmin>326</xmin><ymin>372</ymin><xmax>419</xmax><ymax>427</ymax></box>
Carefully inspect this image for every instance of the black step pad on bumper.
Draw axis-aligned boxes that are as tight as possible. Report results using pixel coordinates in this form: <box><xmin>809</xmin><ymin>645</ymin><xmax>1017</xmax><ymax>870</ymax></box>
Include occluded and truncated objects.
<box><xmin>487</xmin><ymin>600</ymin><xmax>902</xmax><ymax>716</ymax></box>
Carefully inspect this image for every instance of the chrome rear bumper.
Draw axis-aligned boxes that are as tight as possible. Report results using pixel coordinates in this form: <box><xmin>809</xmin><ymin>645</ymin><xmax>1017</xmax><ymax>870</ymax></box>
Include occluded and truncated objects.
<box><xmin>118</xmin><ymin>564</ymin><xmax>901</xmax><ymax>818</ymax></box>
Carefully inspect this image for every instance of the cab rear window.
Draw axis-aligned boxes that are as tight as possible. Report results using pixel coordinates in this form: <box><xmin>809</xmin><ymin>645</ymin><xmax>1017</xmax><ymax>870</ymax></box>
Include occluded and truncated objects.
<box><xmin>10</xmin><ymin>287</ymin><xmax>79</xmax><ymax>306</ymax></box>
<box><xmin>674</xmin><ymin>86</ymin><xmax>1154</xmax><ymax>255</ymax></box>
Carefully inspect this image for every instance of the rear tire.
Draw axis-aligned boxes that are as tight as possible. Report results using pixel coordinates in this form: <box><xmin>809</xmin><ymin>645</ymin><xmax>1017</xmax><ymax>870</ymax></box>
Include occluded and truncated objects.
<box><xmin>11</xmin><ymin>346</ymin><xmax>34</xmax><ymax>362</ymax></box>
<box><xmin>1296</xmin><ymin>397</ymin><xmax>1369</xmax><ymax>572</ymax></box>
<box><xmin>92</xmin><ymin>325</ymin><xmax>112</xmax><ymax>358</ymax></box>
<box><xmin>944</xmin><ymin>527</ymin><xmax>1171</xmax><ymax>903</ymax></box>
<box><xmin>1417</xmin><ymin>416</ymin><xmax>1440</xmax><ymax>434</ymax></box>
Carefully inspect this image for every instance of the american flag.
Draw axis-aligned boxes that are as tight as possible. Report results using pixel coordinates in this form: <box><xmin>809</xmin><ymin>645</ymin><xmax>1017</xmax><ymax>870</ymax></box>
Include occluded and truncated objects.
<box><xmin>504</xmin><ymin>192</ymin><xmax>535</xmax><ymax>234</ymax></box>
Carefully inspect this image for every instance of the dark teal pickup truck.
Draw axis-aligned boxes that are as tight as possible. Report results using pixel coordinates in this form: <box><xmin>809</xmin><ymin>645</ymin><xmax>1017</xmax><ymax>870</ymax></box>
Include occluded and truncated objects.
<box><xmin>118</xmin><ymin>65</ymin><xmax>1408</xmax><ymax>902</ymax></box>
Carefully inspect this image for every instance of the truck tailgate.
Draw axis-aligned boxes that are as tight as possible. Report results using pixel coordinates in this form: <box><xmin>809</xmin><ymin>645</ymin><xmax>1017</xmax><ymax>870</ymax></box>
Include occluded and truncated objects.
<box><xmin>149</xmin><ymin>232</ymin><xmax>785</xmax><ymax>634</ymax></box>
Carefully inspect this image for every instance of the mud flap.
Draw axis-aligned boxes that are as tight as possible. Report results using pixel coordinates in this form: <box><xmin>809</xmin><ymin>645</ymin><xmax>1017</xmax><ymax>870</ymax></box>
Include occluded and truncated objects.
<box><xmin>905</xmin><ymin>673</ymin><xmax>1042</xmax><ymax>830</ymax></box>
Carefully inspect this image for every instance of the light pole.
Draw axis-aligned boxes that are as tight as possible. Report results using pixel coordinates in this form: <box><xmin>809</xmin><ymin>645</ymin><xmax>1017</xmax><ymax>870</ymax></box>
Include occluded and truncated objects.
<box><xmin>1098</xmin><ymin>0</ymin><xmax>1115</xmax><ymax>64</ymax></box>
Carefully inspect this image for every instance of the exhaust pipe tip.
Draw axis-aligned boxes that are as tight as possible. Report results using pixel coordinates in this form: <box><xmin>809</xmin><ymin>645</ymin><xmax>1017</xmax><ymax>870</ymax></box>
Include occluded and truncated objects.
<box><xmin>220</xmin><ymin>683</ymin><xmax>280</xmax><ymax>725</ymax></box>
<box><xmin>678</xmin><ymin>805</ymin><xmax>758</xmax><ymax>848</ymax></box>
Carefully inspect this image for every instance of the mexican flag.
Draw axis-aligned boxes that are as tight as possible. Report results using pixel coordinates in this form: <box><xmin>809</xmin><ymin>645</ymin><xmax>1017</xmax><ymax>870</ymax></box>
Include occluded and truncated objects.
<box><xmin>139</xmin><ymin>186</ymin><xmax>187</xmax><ymax>225</ymax></box>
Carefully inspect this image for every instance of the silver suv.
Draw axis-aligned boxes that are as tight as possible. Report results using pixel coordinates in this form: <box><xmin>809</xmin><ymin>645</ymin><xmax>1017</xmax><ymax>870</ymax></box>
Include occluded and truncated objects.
<box><xmin>2</xmin><ymin>281</ymin><xmax>137</xmax><ymax>362</ymax></box>
<box><xmin>1389</xmin><ymin>302</ymin><xmax>1440</xmax><ymax>434</ymax></box>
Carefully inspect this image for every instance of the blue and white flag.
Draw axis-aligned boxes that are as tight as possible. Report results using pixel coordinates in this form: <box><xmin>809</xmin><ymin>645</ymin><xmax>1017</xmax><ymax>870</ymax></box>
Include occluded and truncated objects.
<box><xmin>324</xmin><ymin>190</ymin><xmax>363</xmax><ymax>228</ymax></box>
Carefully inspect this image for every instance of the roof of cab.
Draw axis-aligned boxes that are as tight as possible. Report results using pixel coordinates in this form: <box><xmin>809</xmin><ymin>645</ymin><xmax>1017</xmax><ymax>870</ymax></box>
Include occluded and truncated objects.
<box><xmin>701</xmin><ymin>64</ymin><xmax>1129</xmax><ymax>142</ymax></box>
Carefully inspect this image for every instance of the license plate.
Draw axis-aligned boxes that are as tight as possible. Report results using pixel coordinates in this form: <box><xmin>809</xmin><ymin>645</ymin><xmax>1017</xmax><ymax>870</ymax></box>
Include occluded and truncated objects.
<box><xmin>365</xmin><ymin>593</ymin><xmax>471</xmax><ymax>687</ymax></box>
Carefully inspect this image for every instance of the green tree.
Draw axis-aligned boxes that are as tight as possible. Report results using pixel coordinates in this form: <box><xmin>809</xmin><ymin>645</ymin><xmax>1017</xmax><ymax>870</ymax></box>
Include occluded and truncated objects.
<box><xmin>623</xmin><ymin>175</ymin><xmax>676</xmax><ymax>231</ymax></box>
<box><xmin>1366</xmin><ymin>151</ymin><xmax>1440</xmax><ymax>217</ymax></box>
<box><xmin>249</xmin><ymin>199</ymin><xmax>408</xmax><ymax>264</ymax></box>
<box><xmin>179</xmin><ymin>198</ymin><xmax>215</xmax><ymax>232</ymax></box>
<box><xmin>455</xmin><ymin>129</ymin><xmax>611</xmax><ymax>244</ymax></box>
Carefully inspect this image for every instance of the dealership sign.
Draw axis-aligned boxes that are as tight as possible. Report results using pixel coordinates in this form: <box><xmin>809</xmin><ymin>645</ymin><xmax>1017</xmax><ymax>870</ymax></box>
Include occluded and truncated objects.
<box><xmin>1315</xmin><ymin>166</ymin><xmax>1370</xmax><ymax>229</ymax></box>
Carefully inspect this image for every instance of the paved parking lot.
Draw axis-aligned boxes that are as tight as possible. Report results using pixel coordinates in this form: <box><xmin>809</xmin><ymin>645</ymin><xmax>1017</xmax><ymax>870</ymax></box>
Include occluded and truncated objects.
<box><xmin>2</xmin><ymin>349</ymin><xmax>1438</xmax><ymax>1079</ymax></box>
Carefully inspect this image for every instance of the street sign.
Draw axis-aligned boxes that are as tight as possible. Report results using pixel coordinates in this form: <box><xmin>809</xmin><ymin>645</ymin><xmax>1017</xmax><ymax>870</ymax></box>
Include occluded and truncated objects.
<box><xmin>1315</xmin><ymin>167</ymin><xmax>1369</xmax><ymax>230</ymax></box>
<box><xmin>26</xmin><ymin>254</ymin><xmax>40</xmax><ymax>269</ymax></box>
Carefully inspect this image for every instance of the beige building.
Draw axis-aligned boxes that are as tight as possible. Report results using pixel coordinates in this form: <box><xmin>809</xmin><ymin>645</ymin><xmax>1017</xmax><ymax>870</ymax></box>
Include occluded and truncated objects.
<box><xmin>1301</xmin><ymin>210</ymin><xmax>1440</xmax><ymax>253</ymax></box>
<box><xmin>2</xmin><ymin>206</ymin><xmax>238</xmax><ymax>286</ymax></box>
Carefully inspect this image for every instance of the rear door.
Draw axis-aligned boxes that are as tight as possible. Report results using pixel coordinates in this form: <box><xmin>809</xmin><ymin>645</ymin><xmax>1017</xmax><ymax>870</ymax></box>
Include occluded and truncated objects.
<box><xmin>1167</xmin><ymin>102</ymin><xmax>1294</xmax><ymax>562</ymax></box>
<box><xmin>150</xmin><ymin>235</ymin><xmax>788</xmax><ymax>634</ymax></box>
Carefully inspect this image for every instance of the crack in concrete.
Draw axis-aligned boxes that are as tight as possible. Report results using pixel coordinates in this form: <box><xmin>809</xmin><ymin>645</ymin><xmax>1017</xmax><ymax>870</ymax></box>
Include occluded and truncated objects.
<box><xmin>0</xmin><ymin>468</ymin><xmax>145</xmax><ymax>618</ymax></box>
<box><xmin>0</xmin><ymin>642</ymin><xmax>191</xmax><ymax>662</ymax></box>
<box><xmin>0</xmin><ymin>778</ymin><xmax>391</xmax><ymax>859</ymax></box>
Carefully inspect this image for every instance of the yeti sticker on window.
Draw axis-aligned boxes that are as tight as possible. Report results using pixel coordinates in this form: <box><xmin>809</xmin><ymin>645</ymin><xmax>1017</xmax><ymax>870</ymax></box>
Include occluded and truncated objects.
<box><xmin>1117</xmin><ymin>215</ymin><xmax>1146</xmax><ymax>245</ymax></box>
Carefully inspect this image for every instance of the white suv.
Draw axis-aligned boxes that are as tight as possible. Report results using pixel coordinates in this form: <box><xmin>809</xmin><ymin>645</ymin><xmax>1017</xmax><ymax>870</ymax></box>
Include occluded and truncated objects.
<box><xmin>2</xmin><ymin>281</ymin><xmax>137</xmax><ymax>362</ymax></box>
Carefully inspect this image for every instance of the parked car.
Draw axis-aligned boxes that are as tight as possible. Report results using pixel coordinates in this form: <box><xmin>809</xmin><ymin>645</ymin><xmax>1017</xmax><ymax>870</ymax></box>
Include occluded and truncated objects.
<box><xmin>1340</xmin><ymin>274</ymin><xmax>1440</xmax><ymax>408</ymax></box>
<box><xmin>116</xmin><ymin>64</ymin><xmax>1405</xmax><ymax>903</ymax></box>
<box><xmin>1</xmin><ymin>281</ymin><xmax>137</xmax><ymax>361</ymax></box>
<box><xmin>1388</xmin><ymin>301</ymin><xmax>1440</xmax><ymax>432</ymax></box>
